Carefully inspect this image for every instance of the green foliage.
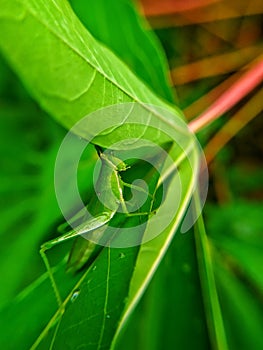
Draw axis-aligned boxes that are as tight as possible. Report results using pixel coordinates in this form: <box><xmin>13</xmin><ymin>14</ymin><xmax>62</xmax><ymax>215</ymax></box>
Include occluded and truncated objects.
<box><xmin>0</xmin><ymin>84</ymin><xmax>65</xmax><ymax>308</ymax></box>
<box><xmin>69</xmin><ymin>0</ymin><xmax>174</xmax><ymax>103</ymax></box>
<box><xmin>0</xmin><ymin>1</ymin><xmax>262</xmax><ymax>350</ymax></box>
<box><xmin>0</xmin><ymin>0</ymin><xmax>180</xmax><ymax>148</ymax></box>
<box><xmin>116</xmin><ymin>229</ymin><xmax>210</xmax><ymax>350</ymax></box>
<box><xmin>206</xmin><ymin>201</ymin><xmax>263</xmax><ymax>349</ymax></box>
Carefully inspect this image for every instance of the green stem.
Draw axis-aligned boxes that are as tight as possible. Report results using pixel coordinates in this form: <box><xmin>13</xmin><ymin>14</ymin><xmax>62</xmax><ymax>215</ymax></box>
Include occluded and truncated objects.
<box><xmin>193</xmin><ymin>193</ymin><xmax>228</xmax><ymax>350</ymax></box>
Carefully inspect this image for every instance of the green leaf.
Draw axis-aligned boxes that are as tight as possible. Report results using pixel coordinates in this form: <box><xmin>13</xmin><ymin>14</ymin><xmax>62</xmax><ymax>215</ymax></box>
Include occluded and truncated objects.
<box><xmin>206</xmin><ymin>201</ymin><xmax>263</xmax><ymax>290</ymax></box>
<box><xmin>111</xmin><ymin>143</ymin><xmax>200</xmax><ymax>346</ymax></box>
<box><xmin>0</xmin><ymin>100</ymin><xmax>63</xmax><ymax>308</ymax></box>
<box><xmin>0</xmin><ymin>154</ymin><xmax>155</xmax><ymax>349</ymax></box>
<box><xmin>69</xmin><ymin>0</ymin><xmax>174</xmax><ymax>103</ymax></box>
<box><xmin>115</xmin><ymin>229</ymin><xmax>210</xmax><ymax>350</ymax></box>
<box><xmin>40</xmin><ymin>245</ymin><xmax>141</xmax><ymax>350</ymax></box>
<box><xmin>0</xmin><ymin>139</ymin><xmax>199</xmax><ymax>350</ymax></box>
<box><xmin>193</xmin><ymin>197</ymin><xmax>228</xmax><ymax>350</ymax></box>
<box><xmin>0</xmin><ymin>91</ymin><xmax>98</xmax><ymax>309</ymax></box>
<box><xmin>0</xmin><ymin>0</ymin><xmax>184</xmax><ymax>149</ymax></box>
<box><xmin>36</xmin><ymin>143</ymin><xmax>199</xmax><ymax>349</ymax></box>
<box><xmin>215</xmin><ymin>259</ymin><xmax>263</xmax><ymax>350</ymax></box>
<box><xmin>0</xmin><ymin>2</ymin><xmax>199</xmax><ymax>349</ymax></box>
<box><xmin>203</xmin><ymin>200</ymin><xmax>263</xmax><ymax>349</ymax></box>
<box><xmin>205</xmin><ymin>199</ymin><xmax>263</xmax><ymax>350</ymax></box>
<box><xmin>0</xmin><ymin>259</ymin><xmax>82</xmax><ymax>349</ymax></box>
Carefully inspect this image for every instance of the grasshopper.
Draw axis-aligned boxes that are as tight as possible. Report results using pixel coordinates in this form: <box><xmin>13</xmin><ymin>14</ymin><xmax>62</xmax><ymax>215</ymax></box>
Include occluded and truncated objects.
<box><xmin>40</xmin><ymin>146</ymin><xmax>153</xmax><ymax>306</ymax></box>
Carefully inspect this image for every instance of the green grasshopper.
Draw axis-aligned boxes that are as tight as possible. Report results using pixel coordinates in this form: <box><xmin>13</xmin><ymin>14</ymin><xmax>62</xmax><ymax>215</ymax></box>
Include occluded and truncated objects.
<box><xmin>40</xmin><ymin>146</ymin><xmax>153</xmax><ymax>307</ymax></box>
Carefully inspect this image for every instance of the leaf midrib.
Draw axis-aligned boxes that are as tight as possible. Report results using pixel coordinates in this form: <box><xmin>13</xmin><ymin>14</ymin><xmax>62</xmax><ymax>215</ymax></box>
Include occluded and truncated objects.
<box><xmin>14</xmin><ymin>0</ymin><xmax>187</xmax><ymax>134</ymax></box>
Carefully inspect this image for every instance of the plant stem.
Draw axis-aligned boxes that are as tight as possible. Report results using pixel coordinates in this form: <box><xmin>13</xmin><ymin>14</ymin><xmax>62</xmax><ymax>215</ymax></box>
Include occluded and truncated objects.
<box><xmin>204</xmin><ymin>88</ymin><xmax>263</xmax><ymax>164</ymax></box>
<box><xmin>188</xmin><ymin>57</ymin><xmax>263</xmax><ymax>133</ymax></box>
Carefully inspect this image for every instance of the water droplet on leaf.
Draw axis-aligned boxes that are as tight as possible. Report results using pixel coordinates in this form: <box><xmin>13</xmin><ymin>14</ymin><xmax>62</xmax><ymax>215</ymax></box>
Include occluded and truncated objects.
<box><xmin>71</xmin><ymin>289</ymin><xmax>80</xmax><ymax>302</ymax></box>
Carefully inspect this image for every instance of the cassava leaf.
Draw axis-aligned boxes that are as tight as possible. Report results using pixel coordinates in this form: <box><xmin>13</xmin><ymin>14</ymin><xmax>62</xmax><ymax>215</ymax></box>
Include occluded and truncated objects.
<box><xmin>0</xmin><ymin>0</ymin><xmax>184</xmax><ymax>149</ymax></box>
<box><xmin>111</xmin><ymin>142</ymin><xmax>200</xmax><ymax>345</ymax></box>
<box><xmin>0</xmin><ymin>1</ymin><xmax>199</xmax><ymax>349</ymax></box>
<box><xmin>115</xmin><ymin>228</ymin><xmax>210</xmax><ymax>350</ymax></box>
<box><xmin>0</xmin><ymin>257</ymin><xmax>84</xmax><ymax>350</ymax></box>
<box><xmin>69</xmin><ymin>0</ymin><xmax>174</xmax><ymax>102</ymax></box>
<box><xmin>0</xmin><ymin>89</ymin><xmax>97</xmax><ymax>310</ymax></box>
<box><xmin>34</xmin><ymin>143</ymin><xmax>198</xmax><ymax>349</ymax></box>
<box><xmin>38</xmin><ymin>244</ymin><xmax>141</xmax><ymax>350</ymax></box>
<box><xmin>0</xmin><ymin>140</ymin><xmax>199</xmax><ymax>350</ymax></box>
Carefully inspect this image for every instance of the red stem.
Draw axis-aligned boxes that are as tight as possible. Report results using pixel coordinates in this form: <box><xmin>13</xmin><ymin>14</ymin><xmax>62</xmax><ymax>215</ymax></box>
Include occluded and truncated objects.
<box><xmin>188</xmin><ymin>58</ymin><xmax>263</xmax><ymax>133</ymax></box>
